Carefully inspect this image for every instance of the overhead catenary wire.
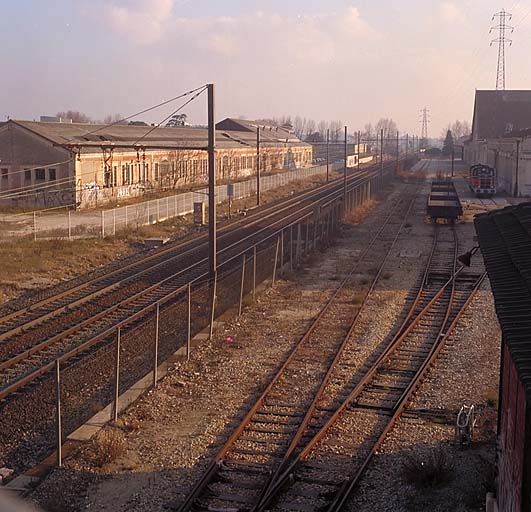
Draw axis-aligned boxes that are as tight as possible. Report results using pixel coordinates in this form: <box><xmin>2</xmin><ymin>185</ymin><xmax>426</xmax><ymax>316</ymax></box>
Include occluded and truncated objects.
<box><xmin>68</xmin><ymin>84</ymin><xmax>208</xmax><ymax>141</ymax></box>
<box><xmin>132</xmin><ymin>86</ymin><xmax>208</xmax><ymax>146</ymax></box>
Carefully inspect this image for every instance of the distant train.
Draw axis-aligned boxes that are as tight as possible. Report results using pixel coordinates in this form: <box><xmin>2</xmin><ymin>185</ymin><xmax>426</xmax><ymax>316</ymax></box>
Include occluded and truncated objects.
<box><xmin>469</xmin><ymin>164</ymin><xmax>496</xmax><ymax>197</ymax></box>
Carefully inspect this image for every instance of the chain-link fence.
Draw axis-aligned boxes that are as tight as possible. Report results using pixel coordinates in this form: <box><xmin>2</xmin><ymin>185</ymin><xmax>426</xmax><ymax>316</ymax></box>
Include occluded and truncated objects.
<box><xmin>1</xmin><ymin>161</ymin><xmax>354</xmax><ymax>240</ymax></box>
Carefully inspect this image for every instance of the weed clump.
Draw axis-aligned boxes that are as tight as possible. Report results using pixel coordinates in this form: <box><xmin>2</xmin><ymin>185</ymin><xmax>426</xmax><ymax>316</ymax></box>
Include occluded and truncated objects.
<box><xmin>402</xmin><ymin>448</ymin><xmax>454</xmax><ymax>489</ymax></box>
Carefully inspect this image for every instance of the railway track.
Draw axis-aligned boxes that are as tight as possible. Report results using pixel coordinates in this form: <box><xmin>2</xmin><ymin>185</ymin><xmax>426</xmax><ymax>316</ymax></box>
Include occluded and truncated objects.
<box><xmin>172</xmin><ymin>186</ymin><xmax>421</xmax><ymax>511</ymax></box>
<box><xmin>0</xmin><ymin>166</ymin><xmax>375</xmax><ymax>340</ymax></box>
<box><xmin>0</xmin><ymin>165</ymin><xmax>392</xmax><ymax>402</ymax></box>
<box><xmin>252</xmin><ymin>226</ymin><xmax>486</xmax><ymax>512</ymax></box>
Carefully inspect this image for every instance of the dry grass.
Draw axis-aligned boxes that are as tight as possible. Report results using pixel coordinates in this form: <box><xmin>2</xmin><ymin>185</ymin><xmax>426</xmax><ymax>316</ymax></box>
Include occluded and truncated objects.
<box><xmin>0</xmin><ymin>237</ymin><xmax>135</xmax><ymax>303</ymax></box>
<box><xmin>345</xmin><ymin>199</ymin><xmax>378</xmax><ymax>225</ymax></box>
<box><xmin>85</xmin><ymin>429</ymin><xmax>127</xmax><ymax>468</ymax></box>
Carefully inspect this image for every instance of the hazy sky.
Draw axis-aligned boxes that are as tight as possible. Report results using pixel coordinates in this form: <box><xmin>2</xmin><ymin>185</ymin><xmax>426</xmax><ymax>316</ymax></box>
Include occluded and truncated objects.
<box><xmin>2</xmin><ymin>0</ymin><xmax>531</xmax><ymax>136</ymax></box>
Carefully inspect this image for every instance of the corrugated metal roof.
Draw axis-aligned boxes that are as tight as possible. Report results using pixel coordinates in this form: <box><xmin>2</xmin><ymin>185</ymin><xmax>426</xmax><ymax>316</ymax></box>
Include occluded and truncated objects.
<box><xmin>475</xmin><ymin>203</ymin><xmax>531</xmax><ymax>401</ymax></box>
<box><xmin>8</xmin><ymin>120</ymin><xmax>309</xmax><ymax>151</ymax></box>
<box><xmin>472</xmin><ymin>90</ymin><xmax>531</xmax><ymax>141</ymax></box>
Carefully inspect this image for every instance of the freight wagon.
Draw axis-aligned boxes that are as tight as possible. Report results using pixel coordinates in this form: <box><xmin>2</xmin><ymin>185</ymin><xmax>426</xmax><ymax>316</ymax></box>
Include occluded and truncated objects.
<box><xmin>426</xmin><ymin>180</ymin><xmax>463</xmax><ymax>222</ymax></box>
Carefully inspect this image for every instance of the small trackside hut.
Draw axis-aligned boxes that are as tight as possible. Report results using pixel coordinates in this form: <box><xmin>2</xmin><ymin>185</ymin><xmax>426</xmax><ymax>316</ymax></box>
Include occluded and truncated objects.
<box><xmin>475</xmin><ymin>203</ymin><xmax>531</xmax><ymax>512</ymax></box>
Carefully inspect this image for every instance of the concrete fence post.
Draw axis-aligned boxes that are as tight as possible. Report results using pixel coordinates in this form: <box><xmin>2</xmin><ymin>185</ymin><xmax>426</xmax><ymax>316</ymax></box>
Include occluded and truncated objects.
<box><xmin>272</xmin><ymin>236</ymin><xmax>280</xmax><ymax>287</ymax></box>
<box><xmin>209</xmin><ymin>272</ymin><xmax>218</xmax><ymax>341</ymax></box>
<box><xmin>101</xmin><ymin>210</ymin><xmax>105</xmax><ymax>239</ymax></box>
<box><xmin>153</xmin><ymin>303</ymin><xmax>159</xmax><ymax>388</ymax></box>
<box><xmin>253</xmin><ymin>246</ymin><xmax>257</xmax><ymax>302</ymax></box>
<box><xmin>113</xmin><ymin>208</ymin><xmax>116</xmax><ymax>237</ymax></box>
<box><xmin>113</xmin><ymin>327</ymin><xmax>121</xmax><ymax>422</ymax></box>
<box><xmin>68</xmin><ymin>211</ymin><xmax>72</xmax><ymax>241</ymax></box>
<box><xmin>55</xmin><ymin>359</ymin><xmax>62</xmax><ymax>468</ymax></box>
<box><xmin>187</xmin><ymin>283</ymin><xmax>191</xmax><ymax>360</ymax></box>
<box><xmin>33</xmin><ymin>211</ymin><xmax>37</xmax><ymax>242</ymax></box>
<box><xmin>239</xmin><ymin>254</ymin><xmax>246</xmax><ymax>316</ymax></box>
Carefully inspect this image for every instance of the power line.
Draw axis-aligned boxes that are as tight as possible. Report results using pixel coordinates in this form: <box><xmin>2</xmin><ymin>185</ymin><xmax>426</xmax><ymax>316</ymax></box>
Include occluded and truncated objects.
<box><xmin>70</xmin><ymin>84</ymin><xmax>208</xmax><ymax>140</ymax></box>
<box><xmin>133</xmin><ymin>87</ymin><xmax>208</xmax><ymax>146</ymax></box>
<box><xmin>420</xmin><ymin>108</ymin><xmax>430</xmax><ymax>148</ymax></box>
<box><xmin>490</xmin><ymin>9</ymin><xmax>514</xmax><ymax>90</ymax></box>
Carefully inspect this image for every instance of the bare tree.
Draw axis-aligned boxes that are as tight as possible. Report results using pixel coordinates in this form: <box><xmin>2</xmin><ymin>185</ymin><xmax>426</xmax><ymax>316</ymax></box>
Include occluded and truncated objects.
<box><xmin>305</xmin><ymin>119</ymin><xmax>316</xmax><ymax>140</ymax></box>
<box><xmin>450</xmin><ymin>120</ymin><xmax>471</xmax><ymax>139</ymax></box>
<box><xmin>294</xmin><ymin>116</ymin><xmax>307</xmax><ymax>139</ymax></box>
<box><xmin>56</xmin><ymin>110</ymin><xmax>91</xmax><ymax>123</ymax></box>
<box><xmin>103</xmin><ymin>113</ymin><xmax>128</xmax><ymax>125</ymax></box>
<box><xmin>329</xmin><ymin>120</ymin><xmax>343</xmax><ymax>142</ymax></box>
<box><xmin>317</xmin><ymin>120</ymin><xmax>328</xmax><ymax>139</ymax></box>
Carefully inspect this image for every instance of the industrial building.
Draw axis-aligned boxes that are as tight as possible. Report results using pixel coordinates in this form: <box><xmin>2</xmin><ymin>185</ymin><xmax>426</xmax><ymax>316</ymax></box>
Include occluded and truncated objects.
<box><xmin>0</xmin><ymin>118</ymin><xmax>312</xmax><ymax>208</ymax></box>
<box><xmin>475</xmin><ymin>203</ymin><xmax>531</xmax><ymax>512</ymax></box>
<box><xmin>464</xmin><ymin>90</ymin><xmax>531</xmax><ymax>196</ymax></box>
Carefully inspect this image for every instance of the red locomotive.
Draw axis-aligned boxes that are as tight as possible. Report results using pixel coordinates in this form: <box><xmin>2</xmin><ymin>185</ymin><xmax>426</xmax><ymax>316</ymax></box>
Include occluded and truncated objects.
<box><xmin>469</xmin><ymin>164</ymin><xmax>496</xmax><ymax>197</ymax></box>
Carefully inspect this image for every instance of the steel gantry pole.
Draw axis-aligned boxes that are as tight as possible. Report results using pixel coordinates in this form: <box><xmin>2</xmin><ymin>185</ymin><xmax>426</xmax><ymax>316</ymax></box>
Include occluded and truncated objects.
<box><xmin>256</xmin><ymin>127</ymin><xmax>261</xmax><ymax>206</ymax></box>
<box><xmin>207</xmin><ymin>83</ymin><xmax>216</xmax><ymax>278</ymax></box>
<box><xmin>343</xmin><ymin>126</ymin><xmax>348</xmax><ymax>210</ymax></box>
<box><xmin>326</xmin><ymin>129</ymin><xmax>330</xmax><ymax>182</ymax></box>
<box><xmin>396</xmin><ymin>131</ymin><xmax>399</xmax><ymax>175</ymax></box>
<box><xmin>380</xmin><ymin>128</ymin><xmax>384</xmax><ymax>181</ymax></box>
<box><xmin>357</xmin><ymin>130</ymin><xmax>361</xmax><ymax>172</ymax></box>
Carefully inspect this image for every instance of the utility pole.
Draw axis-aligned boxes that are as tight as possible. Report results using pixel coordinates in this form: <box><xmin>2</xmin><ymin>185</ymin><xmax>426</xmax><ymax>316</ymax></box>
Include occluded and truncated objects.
<box><xmin>451</xmin><ymin>148</ymin><xmax>455</xmax><ymax>177</ymax></box>
<box><xmin>490</xmin><ymin>9</ymin><xmax>513</xmax><ymax>90</ymax></box>
<box><xmin>207</xmin><ymin>83</ymin><xmax>216</xmax><ymax>278</ymax></box>
<box><xmin>420</xmin><ymin>108</ymin><xmax>430</xmax><ymax>150</ymax></box>
<box><xmin>515</xmin><ymin>139</ymin><xmax>520</xmax><ymax>197</ymax></box>
<box><xmin>344</xmin><ymin>126</ymin><xmax>348</xmax><ymax>205</ymax></box>
<box><xmin>380</xmin><ymin>128</ymin><xmax>384</xmax><ymax>180</ymax></box>
<box><xmin>256</xmin><ymin>127</ymin><xmax>261</xmax><ymax>206</ymax></box>
<box><xmin>357</xmin><ymin>131</ymin><xmax>361</xmax><ymax>172</ymax></box>
<box><xmin>395</xmin><ymin>131</ymin><xmax>399</xmax><ymax>174</ymax></box>
<box><xmin>405</xmin><ymin>134</ymin><xmax>409</xmax><ymax>166</ymax></box>
<box><xmin>326</xmin><ymin>129</ymin><xmax>330</xmax><ymax>182</ymax></box>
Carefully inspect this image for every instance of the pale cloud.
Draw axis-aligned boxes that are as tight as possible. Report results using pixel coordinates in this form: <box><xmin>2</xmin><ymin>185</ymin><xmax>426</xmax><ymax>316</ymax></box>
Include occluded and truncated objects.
<box><xmin>107</xmin><ymin>0</ymin><xmax>176</xmax><ymax>44</ymax></box>
<box><xmin>440</xmin><ymin>2</ymin><xmax>466</xmax><ymax>24</ymax></box>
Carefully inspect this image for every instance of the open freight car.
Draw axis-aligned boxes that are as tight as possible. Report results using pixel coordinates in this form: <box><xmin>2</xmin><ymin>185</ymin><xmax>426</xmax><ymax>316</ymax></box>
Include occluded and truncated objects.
<box><xmin>427</xmin><ymin>180</ymin><xmax>463</xmax><ymax>222</ymax></box>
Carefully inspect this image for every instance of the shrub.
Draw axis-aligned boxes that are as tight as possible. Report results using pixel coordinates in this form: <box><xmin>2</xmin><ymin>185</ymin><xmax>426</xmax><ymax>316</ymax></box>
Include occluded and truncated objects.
<box><xmin>402</xmin><ymin>448</ymin><xmax>454</xmax><ymax>489</ymax></box>
<box><xmin>85</xmin><ymin>429</ymin><xmax>126</xmax><ymax>467</ymax></box>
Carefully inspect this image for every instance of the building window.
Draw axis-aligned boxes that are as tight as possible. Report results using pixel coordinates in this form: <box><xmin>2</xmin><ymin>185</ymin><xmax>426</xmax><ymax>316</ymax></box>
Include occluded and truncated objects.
<box><xmin>24</xmin><ymin>170</ymin><xmax>31</xmax><ymax>181</ymax></box>
<box><xmin>154</xmin><ymin>163</ymin><xmax>159</xmax><ymax>181</ymax></box>
<box><xmin>48</xmin><ymin>168</ymin><xmax>56</xmax><ymax>181</ymax></box>
<box><xmin>113</xmin><ymin>166</ymin><xmax>117</xmax><ymax>186</ymax></box>
<box><xmin>1</xmin><ymin>168</ymin><xmax>7</xmax><ymax>180</ymax></box>
<box><xmin>35</xmin><ymin>168</ymin><xmax>45</xmax><ymax>181</ymax></box>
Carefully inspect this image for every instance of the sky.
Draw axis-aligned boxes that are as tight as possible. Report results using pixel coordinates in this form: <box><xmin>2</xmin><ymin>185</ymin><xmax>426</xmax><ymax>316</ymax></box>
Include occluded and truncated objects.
<box><xmin>1</xmin><ymin>0</ymin><xmax>531</xmax><ymax>137</ymax></box>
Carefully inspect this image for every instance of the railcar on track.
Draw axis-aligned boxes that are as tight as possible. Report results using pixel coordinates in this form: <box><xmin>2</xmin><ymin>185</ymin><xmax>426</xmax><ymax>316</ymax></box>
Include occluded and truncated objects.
<box><xmin>427</xmin><ymin>180</ymin><xmax>463</xmax><ymax>222</ymax></box>
<box><xmin>469</xmin><ymin>164</ymin><xmax>496</xmax><ymax>197</ymax></box>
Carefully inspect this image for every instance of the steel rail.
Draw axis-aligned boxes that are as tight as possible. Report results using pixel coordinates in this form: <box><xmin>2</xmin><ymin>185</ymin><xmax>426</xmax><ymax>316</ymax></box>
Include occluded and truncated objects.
<box><xmin>255</xmin><ymin>229</ymin><xmax>483</xmax><ymax>512</ymax></box>
<box><xmin>327</xmin><ymin>273</ymin><xmax>487</xmax><ymax>511</ymax></box>
<box><xmin>0</xmin><ymin>167</ymin><xmax>377</xmax><ymax>374</ymax></box>
<box><xmin>0</xmin><ymin>163</ymin><xmax>383</xmax><ymax>341</ymax></box>
<box><xmin>174</xmin><ymin>186</ymin><xmax>420</xmax><ymax>512</ymax></box>
<box><xmin>0</xmin><ymin>161</ymin><xmax>405</xmax><ymax>401</ymax></box>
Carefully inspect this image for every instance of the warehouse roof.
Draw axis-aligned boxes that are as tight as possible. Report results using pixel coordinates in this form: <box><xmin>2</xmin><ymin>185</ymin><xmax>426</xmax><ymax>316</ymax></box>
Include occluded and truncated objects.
<box><xmin>471</xmin><ymin>90</ymin><xmax>531</xmax><ymax>141</ymax></box>
<box><xmin>475</xmin><ymin>203</ymin><xmax>531</xmax><ymax>401</ymax></box>
<box><xmin>216</xmin><ymin>118</ymin><xmax>299</xmax><ymax>143</ymax></box>
<box><xmin>2</xmin><ymin>120</ymin><xmax>309</xmax><ymax>152</ymax></box>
